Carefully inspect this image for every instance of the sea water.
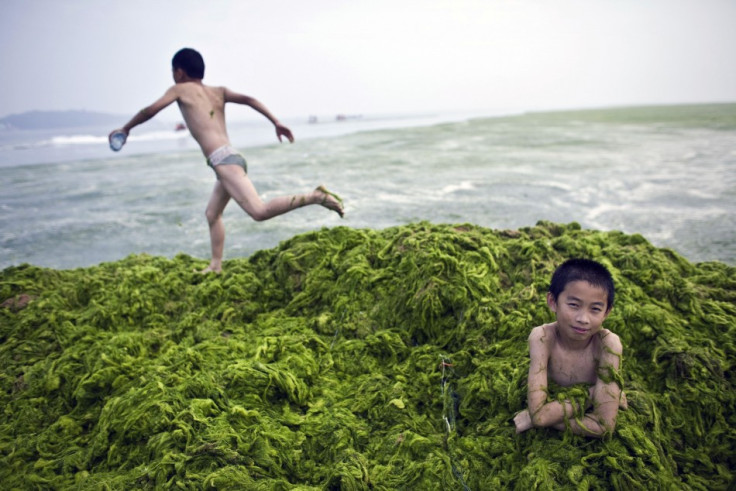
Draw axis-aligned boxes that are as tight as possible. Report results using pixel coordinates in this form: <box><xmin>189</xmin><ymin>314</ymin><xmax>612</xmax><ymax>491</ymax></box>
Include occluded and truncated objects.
<box><xmin>1</xmin><ymin>104</ymin><xmax>734</xmax><ymax>270</ymax></box>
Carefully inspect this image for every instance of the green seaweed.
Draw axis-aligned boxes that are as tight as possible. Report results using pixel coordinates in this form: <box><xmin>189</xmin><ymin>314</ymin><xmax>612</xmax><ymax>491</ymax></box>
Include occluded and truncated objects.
<box><xmin>1</xmin><ymin>221</ymin><xmax>734</xmax><ymax>489</ymax></box>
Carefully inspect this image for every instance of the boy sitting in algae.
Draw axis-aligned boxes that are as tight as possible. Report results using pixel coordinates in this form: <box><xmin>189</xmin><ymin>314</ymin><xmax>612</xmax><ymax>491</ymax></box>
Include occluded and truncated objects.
<box><xmin>514</xmin><ymin>259</ymin><xmax>627</xmax><ymax>438</ymax></box>
<box><xmin>110</xmin><ymin>48</ymin><xmax>344</xmax><ymax>273</ymax></box>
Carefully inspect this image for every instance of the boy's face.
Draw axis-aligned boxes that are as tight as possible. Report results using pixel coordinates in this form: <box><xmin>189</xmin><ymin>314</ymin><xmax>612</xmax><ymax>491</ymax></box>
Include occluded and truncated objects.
<box><xmin>547</xmin><ymin>280</ymin><xmax>610</xmax><ymax>342</ymax></box>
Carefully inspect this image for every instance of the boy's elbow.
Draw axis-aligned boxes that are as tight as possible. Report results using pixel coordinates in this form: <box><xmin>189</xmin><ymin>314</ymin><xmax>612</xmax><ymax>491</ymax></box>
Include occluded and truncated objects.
<box><xmin>529</xmin><ymin>411</ymin><xmax>548</xmax><ymax>428</ymax></box>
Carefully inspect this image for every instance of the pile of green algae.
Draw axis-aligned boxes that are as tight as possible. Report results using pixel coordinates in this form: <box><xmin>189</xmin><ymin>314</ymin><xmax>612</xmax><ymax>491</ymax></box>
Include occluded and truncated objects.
<box><xmin>1</xmin><ymin>221</ymin><xmax>734</xmax><ymax>490</ymax></box>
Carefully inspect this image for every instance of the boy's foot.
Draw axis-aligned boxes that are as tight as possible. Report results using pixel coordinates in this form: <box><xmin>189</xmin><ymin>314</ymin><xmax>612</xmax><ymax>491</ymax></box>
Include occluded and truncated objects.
<box><xmin>198</xmin><ymin>265</ymin><xmax>222</xmax><ymax>274</ymax></box>
<box><xmin>315</xmin><ymin>185</ymin><xmax>344</xmax><ymax>218</ymax></box>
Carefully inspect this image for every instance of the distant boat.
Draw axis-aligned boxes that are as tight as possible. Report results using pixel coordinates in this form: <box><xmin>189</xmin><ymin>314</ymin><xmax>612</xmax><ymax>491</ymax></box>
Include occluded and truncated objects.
<box><xmin>175</xmin><ymin>123</ymin><xmax>187</xmax><ymax>131</ymax></box>
<box><xmin>336</xmin><ymin>114</ymin><xmax>362</xmax><ymax>122</ymax></box>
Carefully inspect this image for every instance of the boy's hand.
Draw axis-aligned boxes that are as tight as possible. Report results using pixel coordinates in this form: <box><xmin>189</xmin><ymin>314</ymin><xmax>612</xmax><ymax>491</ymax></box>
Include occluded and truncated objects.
<box><xmin>514</xmin><ymin>409</ymin><xmax>533</xmax><ymax>433</ymax></box>
<box><xmin>275</xmin><ymin>123</ymin><xmax>294</xmax><ymax>143</ymax></box>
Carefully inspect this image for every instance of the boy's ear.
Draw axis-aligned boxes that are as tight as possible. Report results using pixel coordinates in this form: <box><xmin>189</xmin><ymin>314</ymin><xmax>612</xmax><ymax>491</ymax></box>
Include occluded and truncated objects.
<box><xmin>546</xmin><ymin>292</ymin><xmax>557</xmax><ymax>312</ymax></box>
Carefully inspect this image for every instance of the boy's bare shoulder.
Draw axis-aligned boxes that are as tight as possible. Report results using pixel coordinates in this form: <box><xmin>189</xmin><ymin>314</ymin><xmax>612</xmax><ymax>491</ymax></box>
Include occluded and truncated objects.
<box><xmin>598</xmin><ymin>328</ymin><xmax>623</xmax><ymax>350</ymax></box>
<box><xmin>528</xmin><ymin>322</ymin><xmax>556</xmax><ymax>344</ymax></box>
<box><xmin>595</xmin><ymin>329</ymin><xmax>623</xmax><ymax>365</ymax></box>
<box><xmin>204</xmin><ymin>84</ymin><xmax>227</xmax><ymax>94</ymax></box>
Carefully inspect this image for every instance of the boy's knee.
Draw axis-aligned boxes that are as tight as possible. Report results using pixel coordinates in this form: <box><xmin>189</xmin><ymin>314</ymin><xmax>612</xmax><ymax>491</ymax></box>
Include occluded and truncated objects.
<box><xmin>250</xmin><ymin>210</ymin><xmax>268</xmax><ymax>222</ymax></box>
<box><xmin>205</xmin><ymin>208</ymin><xmax>220</xmax><ymax>225</ymax></box>
<box><xmin>241</xmin><ymin>202</ymin><xmax>268</xmax><ymax>221</ymax></box>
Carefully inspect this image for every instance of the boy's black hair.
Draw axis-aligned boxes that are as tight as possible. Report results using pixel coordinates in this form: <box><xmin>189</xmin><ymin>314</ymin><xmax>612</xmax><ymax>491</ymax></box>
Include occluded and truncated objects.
<box><xmin>172</xmin><ymin>48</ymin><xmax>205</xmax><ymax>79</ymax></box>
<box><xmin>549</xmin><ymin>258</ymin><xmax>614</xmax><ymax>310</ymax></box>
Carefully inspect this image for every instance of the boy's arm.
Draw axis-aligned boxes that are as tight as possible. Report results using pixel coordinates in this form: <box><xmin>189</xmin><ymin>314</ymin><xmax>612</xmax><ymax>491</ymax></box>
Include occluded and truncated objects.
<box><xmin>557</xmin><ymin>333</ymin><xmax>624</xmax><ymax>438</ymax></box>
<box><xmin>223</xmin><ymin>88</ymin><xmax>294</xmax><ymax>143</ymax></box>
<box><xmin>109</xmin><ymin>86</ymin><xmax>179</xmax><ymax>139</ymax></box>
<box><xmin>522</xmin><ymin>325</ymin><xmax>580</xmax><ymax>430</ymax></box>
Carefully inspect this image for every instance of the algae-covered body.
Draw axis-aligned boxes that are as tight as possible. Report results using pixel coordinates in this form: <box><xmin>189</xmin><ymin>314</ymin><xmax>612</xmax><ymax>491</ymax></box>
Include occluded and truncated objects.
<box><xmin>1</xmin><ymin>222</ymin><xmax>734</xmax><ymax>489</ymax></box>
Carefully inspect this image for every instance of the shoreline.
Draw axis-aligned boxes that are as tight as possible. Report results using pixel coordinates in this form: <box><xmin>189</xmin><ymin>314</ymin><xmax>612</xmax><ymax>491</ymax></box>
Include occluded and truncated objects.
<box><xmin>3</xmin><ymin>220</ymin><xmax>736</xmax><ymax>273</ymax></box>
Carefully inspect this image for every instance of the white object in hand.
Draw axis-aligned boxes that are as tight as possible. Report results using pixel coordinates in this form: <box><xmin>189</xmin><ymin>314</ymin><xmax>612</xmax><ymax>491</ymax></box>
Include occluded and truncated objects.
<box><xmin>109</xmin><ymin>131</ymin><xmax>127</xmax><ymax>152</ymax></box>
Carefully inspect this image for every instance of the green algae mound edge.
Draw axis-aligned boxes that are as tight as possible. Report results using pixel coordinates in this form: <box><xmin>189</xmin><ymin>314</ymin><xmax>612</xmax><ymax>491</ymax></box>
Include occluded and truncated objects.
<box><xmin>1</xmin><ymin>221</ymin><xmax>734</xmax><ymax>490</ymax></box>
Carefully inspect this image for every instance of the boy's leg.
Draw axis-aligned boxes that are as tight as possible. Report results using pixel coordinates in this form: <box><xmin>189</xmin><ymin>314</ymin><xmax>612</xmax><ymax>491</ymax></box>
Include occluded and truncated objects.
<box><xmin>215</xmin><ymin>165</ymin><xmax>343</xmax><ymax>219</ymax></box>
<box><xmin>201</xmin><ymin>180</ymin><xmax>231</xmax><ymax>273</ymax></box>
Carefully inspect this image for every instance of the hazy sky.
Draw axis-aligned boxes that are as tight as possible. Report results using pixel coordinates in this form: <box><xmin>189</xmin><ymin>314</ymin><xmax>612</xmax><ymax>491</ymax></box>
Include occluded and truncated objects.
<box><xmin>2</xmin><ymin>0</ymin><xmax>735</xmax><ymax>121</ymax></box>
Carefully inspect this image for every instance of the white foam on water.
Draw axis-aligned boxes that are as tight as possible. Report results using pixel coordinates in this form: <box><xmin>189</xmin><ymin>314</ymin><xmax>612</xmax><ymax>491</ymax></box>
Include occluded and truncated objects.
<box><xmin>37</xmin><ymin>129</ymin><xmax>190</xmax><ymax>148</ymax></box>
<box><xmin>439</xmin><ymin>181</ymin><xmax>475</xmax><ymax>195</ymax></box>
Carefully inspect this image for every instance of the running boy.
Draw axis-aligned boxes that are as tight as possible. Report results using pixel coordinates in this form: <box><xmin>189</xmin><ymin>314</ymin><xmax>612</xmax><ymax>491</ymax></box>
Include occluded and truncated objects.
<box><xmin>513</xmin><ymin>258</ymin><xmax>626</xmax><ymax>438</ymax></box>
<box><xmin>109</xmin><ymin>48</ymin><xmax>344</xmax><ymax>273</ymax></box>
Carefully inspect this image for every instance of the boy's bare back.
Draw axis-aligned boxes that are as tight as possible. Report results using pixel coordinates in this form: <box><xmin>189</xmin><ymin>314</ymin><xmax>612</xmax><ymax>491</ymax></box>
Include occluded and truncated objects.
<box><xmin>172</xmin><ymin>82</ymin><xmax>229</xmax><ymax>156</ymax></box>
<box><xmin>136</xmin><ymin>81</ymin><xmax>235</xmax><ymax>157</ymax></box>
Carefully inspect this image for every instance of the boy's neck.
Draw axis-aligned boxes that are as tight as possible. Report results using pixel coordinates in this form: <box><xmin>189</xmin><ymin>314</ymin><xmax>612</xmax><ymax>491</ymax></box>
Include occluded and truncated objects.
<box><xmin>173</xmin><ymin>68</ymin><xmax>202</xmax><ymax>84</ymax></box>
<box><xmin>177</xmin><ymin>76</ymin><xmax>202</xmax><ymax>84</ymax></box>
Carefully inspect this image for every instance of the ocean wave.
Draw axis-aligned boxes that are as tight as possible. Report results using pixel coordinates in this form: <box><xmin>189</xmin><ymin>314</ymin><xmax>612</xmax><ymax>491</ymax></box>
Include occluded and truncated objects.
<box><xmin>15</xmin><ymin>130</ymin><xmax>191</xmax><ymax>150</ymax></box>
<box><xmin>50</xmin><ymin>134</ymin><xmax>108</xmax><ymax>145</ymax></box>
<box><xmin>439</xmin><ymin>181</ymin><xmax>475</xmax><ymax>195</ymax></box>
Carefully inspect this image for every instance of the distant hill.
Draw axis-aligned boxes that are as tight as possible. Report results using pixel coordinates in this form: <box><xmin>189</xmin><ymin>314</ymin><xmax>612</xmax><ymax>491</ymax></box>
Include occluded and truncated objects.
<box><xmin>0</xmin><ymin>110</ymin><xmax>125</xmax><ymax>130</ymax></box>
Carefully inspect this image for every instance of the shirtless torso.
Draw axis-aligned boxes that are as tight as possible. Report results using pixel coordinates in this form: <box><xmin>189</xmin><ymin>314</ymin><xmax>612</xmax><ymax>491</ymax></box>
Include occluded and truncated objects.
<box><xmin>516</xmin><ymin>321</ymin><xmax>625</xmax><ymax>437</ymax></box>
<box><xmin>173</xmin><ymin>82</ymin><xmax>229</xmax><ymax>156</ymax></box>
<box><xmin>542</xmin><ymin>322</ymin><xmax>607</xmax><ymax>387</ymax></box>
